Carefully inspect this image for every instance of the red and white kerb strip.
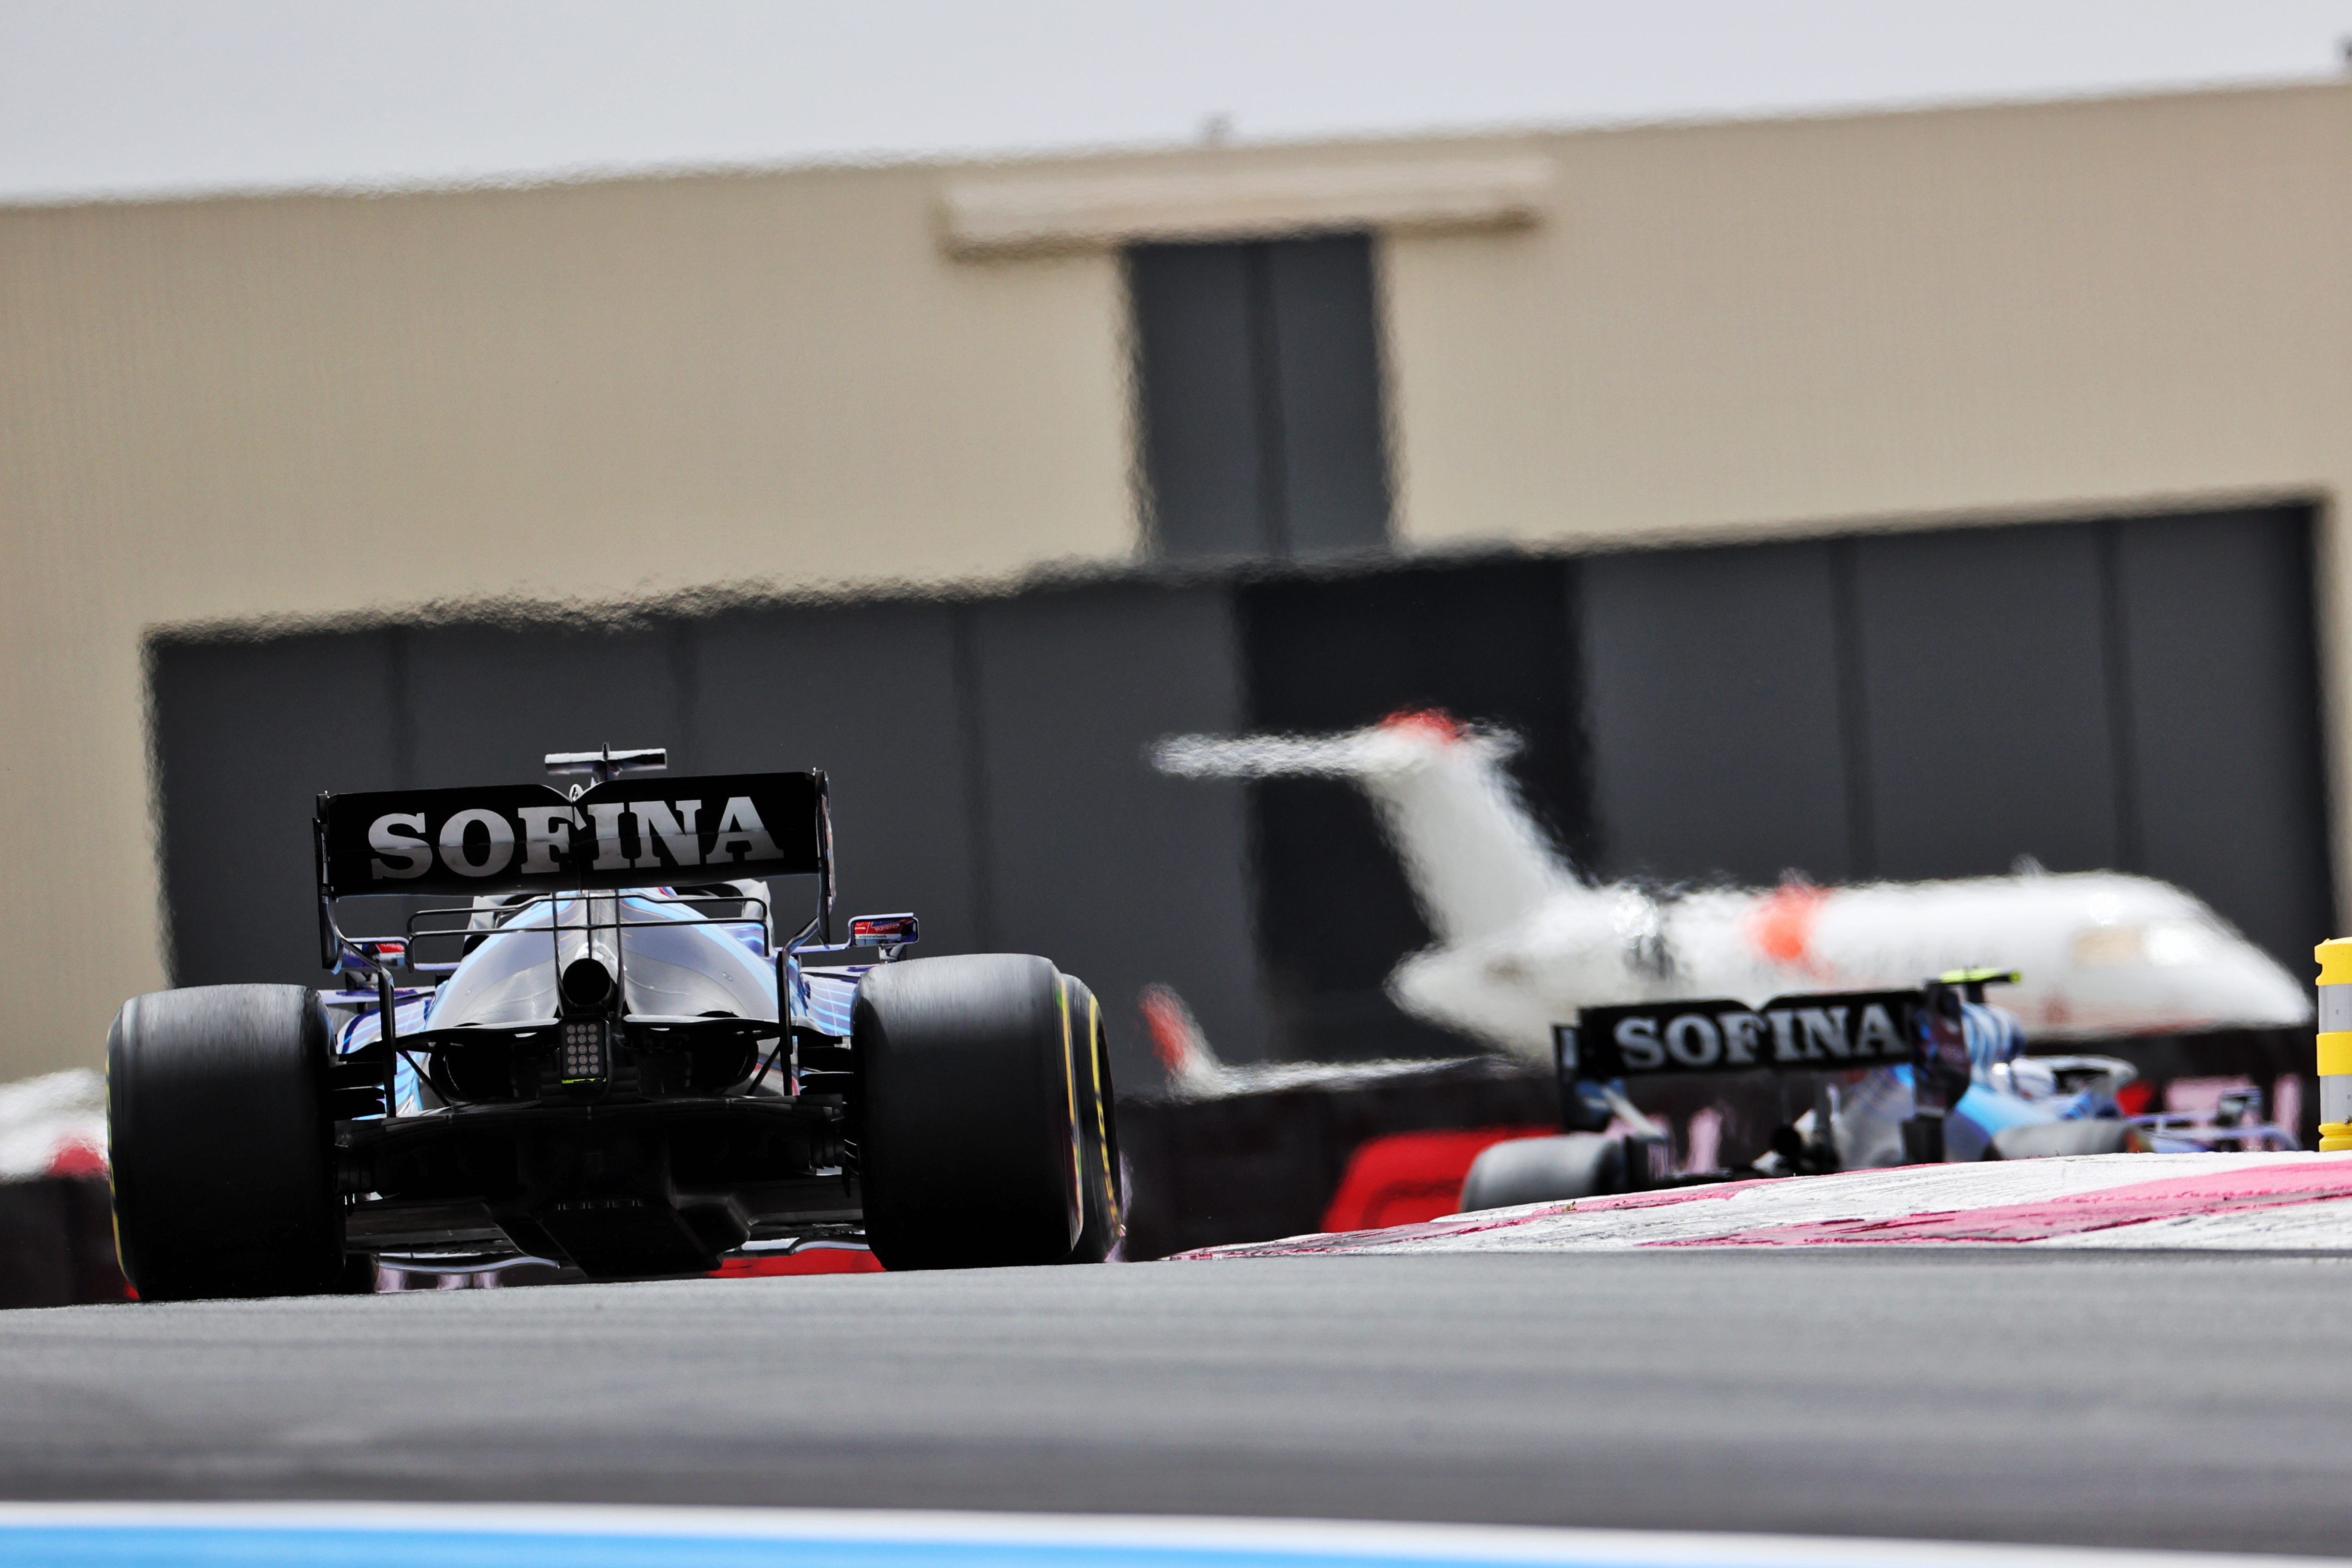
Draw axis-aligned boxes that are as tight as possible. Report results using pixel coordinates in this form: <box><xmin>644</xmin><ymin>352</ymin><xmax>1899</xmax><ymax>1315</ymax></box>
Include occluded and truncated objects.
<box><xmin>1176</xmin><ymin>1153</ymin><xmax>2352</xmax><ymax>1259</ymax></box>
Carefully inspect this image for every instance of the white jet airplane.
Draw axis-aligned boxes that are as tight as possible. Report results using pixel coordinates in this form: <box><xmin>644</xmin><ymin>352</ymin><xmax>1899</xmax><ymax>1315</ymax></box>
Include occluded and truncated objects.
<box><xmin>1152</xmin><ymin>710</ymin><xmax>2312</xmax><ymax>1067</ymax></box>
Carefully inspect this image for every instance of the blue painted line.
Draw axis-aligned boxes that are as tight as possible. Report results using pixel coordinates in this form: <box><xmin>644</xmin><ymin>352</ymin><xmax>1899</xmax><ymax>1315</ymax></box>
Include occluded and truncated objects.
<box><xmin>0</xmin><ymin>1508</ymin><xmax>2324</xmax><ymax>1568</ymax></box>
<box><xmin>0</xmin><ymin>1525</ymin><xmax>1606</xmax><ymax>1568</ymax></box>
<box><xmin>0</xmin><ymin>1524</ymin><xmax>1645</xmax><ymax>1568</ymax></box>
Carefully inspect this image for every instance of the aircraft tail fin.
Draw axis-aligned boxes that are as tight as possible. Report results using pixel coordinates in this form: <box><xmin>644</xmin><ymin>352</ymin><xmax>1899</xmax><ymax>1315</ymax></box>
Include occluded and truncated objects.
<box><xmin>1139</xmin><ymin>983</ymin><xmax>1228</xmax><ymax>1098</ymax></box>
<box><xmin>1139</xmin><ymin>980</ymin><xmax>1508</xmax><ymax>1095</ymax></box>
<box><xmin>1152</xmin><ymin>710</ymin><xmax>1573</xmax><ymax>945</ymax></box>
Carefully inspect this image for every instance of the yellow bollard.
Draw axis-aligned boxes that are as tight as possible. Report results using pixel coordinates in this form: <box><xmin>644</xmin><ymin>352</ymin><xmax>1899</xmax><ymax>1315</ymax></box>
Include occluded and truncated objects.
<box><xmin>2318</xmin><ymin>938</ymin><xmax>2352</xmax><ymax>1152</ymax></box>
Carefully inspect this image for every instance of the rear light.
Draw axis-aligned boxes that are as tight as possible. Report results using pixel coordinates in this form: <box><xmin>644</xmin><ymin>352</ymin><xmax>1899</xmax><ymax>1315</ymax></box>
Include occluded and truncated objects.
<box><xmin>559</xmin><ymin>1019</ymin><xmax>609</xmax><ymax>1084</ymax></box>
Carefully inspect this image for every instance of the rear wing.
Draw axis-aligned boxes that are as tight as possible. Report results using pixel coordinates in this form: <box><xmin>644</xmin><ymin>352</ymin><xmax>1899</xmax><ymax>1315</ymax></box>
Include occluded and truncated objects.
<box><xmin>1553</xmin><ymin>974</ymin><xmax>2012</xmax><ymax>1163</ymax></box>
<box><xmin>313</xmin><ymin>769</ymin><xmax>833</xmax><ymax>969</ymax></box>
<box><xmin>1559</xmin><ymin>989</ymin><xmax>1926</xmax><ymax>1082</ymax></box>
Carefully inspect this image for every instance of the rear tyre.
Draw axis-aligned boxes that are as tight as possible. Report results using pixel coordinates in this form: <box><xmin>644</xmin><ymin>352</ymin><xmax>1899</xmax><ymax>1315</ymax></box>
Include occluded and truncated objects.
<box><xmin>1457</xmin><ymin>1133</ymin><xmax>1622</xmax><ymax>1212</ymax></box>
<box><xmin>1060</xmin><ymin>975</ymin><xmax>1122</xmax><ymax>1264</ymax></box>
<box><xmin>1984</xmin><ymin>1118</ymin><xmax>2144</xmax><ymax>1160</ymax></box>
<box><xmin>108</xmin><ymin>984</ymin><xmax>343</xmax><ymax>1301</ymax></box>
<box><xmin>854</xmin><ymin>954</ymin><xmax>1082</xmax><ymax>1270</ymax></box>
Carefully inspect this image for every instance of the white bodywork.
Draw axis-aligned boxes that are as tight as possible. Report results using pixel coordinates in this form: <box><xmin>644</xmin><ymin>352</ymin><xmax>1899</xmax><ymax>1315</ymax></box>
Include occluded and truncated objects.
<box><xmin>429</xmin><ymin>890</ymin><xmax>776</xmax><ymax>1032</ymax></box>
<box><xmin>0</xmin><ymin>1069</ymin><xmax>106</xmax><ymax>1180</ymax></box>
<box><xmin>1155</xmin><ymin>714</ymin><xmax>2312</xmax><ymax>1066</ymax></box>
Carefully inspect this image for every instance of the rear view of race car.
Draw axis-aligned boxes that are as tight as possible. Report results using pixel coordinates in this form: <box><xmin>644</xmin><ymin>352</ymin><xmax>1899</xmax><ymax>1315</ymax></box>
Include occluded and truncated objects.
<box><xmin>105</xmin><ymin>748</ymin><xmax>1121</xmax><ymax>1298</ymax></box>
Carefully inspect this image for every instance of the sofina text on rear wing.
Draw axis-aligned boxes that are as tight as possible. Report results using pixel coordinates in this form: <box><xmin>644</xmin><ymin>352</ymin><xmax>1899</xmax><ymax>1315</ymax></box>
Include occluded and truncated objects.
<box><xmin>1559</xmin><ymin>990</ymin><xmax>1926</xmax><ymax>1081</ymax></box>
<box><xmin>313</xmin><ymin>769</ymin><xmax>834</xmax><ymax>970</ymax></box>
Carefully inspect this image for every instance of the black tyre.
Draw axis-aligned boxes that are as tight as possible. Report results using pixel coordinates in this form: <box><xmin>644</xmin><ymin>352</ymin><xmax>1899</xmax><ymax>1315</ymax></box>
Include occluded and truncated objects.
<box><xmin>1984</xmin><ymin>1118</ymin><xmax>2144</xmax><ymax>1160</ymax></box>
<box><xmin>1457</xmin><ymin>1133</ymin><xmax>1622</xmax><ymax>1212</ymax></box>
<box><xmin>853</xmin><ymin>953</ymin><xmax>1082</xmax><ymax>1270</ymax></box>
<box><xmin>108</xmin><ymin>984</ymin><xmax>344</xmax><ymax>1301</ymax></box>
<box><xmin>1060</xmin><ymin>975</ymin><xmax>1122</xmax><ymax>1264</ymax></box>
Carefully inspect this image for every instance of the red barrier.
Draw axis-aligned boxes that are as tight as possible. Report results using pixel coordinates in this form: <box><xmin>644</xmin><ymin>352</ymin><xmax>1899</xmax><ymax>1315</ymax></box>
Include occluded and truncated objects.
<box><xmin>709</xmin><ymin>1247</ymin><xmax>885</xmax><ymax>1278</ymax></box>
<box><xmin>1320</xmin><ymin>1126</ymin><xmax>1554</xmax><ymax>1232</ymax></box>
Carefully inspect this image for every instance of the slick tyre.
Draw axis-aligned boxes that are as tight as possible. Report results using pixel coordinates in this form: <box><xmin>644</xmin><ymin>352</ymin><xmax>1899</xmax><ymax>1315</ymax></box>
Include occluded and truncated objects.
<box><xmin>108</xmin><ymin>984</ymin><xmax>344</xmax><ymax>1301</ymax></box>
<box><xmin>1060</xmin><ymin>974</ymin><xmax>1123</xmax><ymax>1265</ymax></box>
<box><xmin>1457</xmin><ymin>1133</ymin><xmax>1622</xmax><ymax>1212</ymax></box>
<box><xmin>854</xmin><ymin>953</ymin><xmax>1083</xmax><ymax>1270</ymax></box>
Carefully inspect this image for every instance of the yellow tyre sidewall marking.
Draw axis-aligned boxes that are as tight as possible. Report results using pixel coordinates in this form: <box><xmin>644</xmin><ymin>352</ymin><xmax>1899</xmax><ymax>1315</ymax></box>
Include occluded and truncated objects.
<box><xmin>1058</xmin><ymin>979</ymin><xmax>1080</xmax><ymax>1211</ymax></box>
<box><xmin>1087</xmin><ymin>989</ymin><xmax>1119</xmax><ymax>1233</ymax></box>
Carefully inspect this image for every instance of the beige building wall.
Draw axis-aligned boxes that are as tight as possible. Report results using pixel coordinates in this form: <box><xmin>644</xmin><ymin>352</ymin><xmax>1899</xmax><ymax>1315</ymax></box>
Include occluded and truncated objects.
<box><xmin>1385</xmin><ymin>84</ymin><xmax>2352</xmax><ymax>545</ymax></box>
<box><xmin>0</xmin><ymin>164</ymin><xmax>1139</xmax><ymax>1078</ymax></box>
<box><xmin>2</xmin><ymin>81</ymin><xmax>2349</xmax><ymax>1078</ymax></box>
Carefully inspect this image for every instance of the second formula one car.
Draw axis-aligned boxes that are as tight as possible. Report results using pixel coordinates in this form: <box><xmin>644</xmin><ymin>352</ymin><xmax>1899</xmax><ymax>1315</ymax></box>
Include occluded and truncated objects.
<box><xmin>107</xmin><ymin>748</ymin><xmax>1121</xmax><ymax>1298</ymax></box>
<box><xmin>1458</xmin><ymin>972</ymin><xmax>2177</xmax><ymax>1211</ymax></box>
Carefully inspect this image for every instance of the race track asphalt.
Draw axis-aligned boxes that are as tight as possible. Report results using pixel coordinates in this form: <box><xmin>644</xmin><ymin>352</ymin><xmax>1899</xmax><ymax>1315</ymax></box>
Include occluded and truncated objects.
<box><xmin>2</xmin><ymin>1250</ymin><xmax>2348</xmax><ymax>1555</ymax></box>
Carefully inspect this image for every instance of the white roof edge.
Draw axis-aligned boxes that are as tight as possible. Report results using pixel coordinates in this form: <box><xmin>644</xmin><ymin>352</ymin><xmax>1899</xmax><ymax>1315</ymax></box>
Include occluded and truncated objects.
<box><xmin>940</xmin><ymin>156</ymin><xmax>1552</xmax><ymax>255</ymax></box>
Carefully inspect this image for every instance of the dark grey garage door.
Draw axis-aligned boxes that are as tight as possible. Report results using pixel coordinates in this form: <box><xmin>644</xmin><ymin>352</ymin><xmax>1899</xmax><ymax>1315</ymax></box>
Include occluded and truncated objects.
<box><xmin>150</xmin><ymin>504</ymin><xmax>2328</xmax><ymax>1078</ymax></box>
<box><xmin>1579</xmin><ymin>506</ymin><xmax>2331</xmax><ymax>972</ymax></box>
<box><xmin>150</xmin><ymin>584</ymin><xmax>1266</xmax><ymax>1088</ymax></box>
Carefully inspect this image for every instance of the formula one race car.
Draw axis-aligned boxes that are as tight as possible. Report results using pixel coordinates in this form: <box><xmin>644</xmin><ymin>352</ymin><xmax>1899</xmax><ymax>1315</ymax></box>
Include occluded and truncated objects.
<box><xmin>1457</xmin><ymin>972</ymin><xmax>2185</xmax><ymax>1211</ymax></box>
<box><xmin>107</xmin><ymin>749</ymin><xmax>1121</xmax><ymax>1299</ymax></box>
